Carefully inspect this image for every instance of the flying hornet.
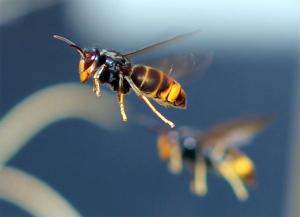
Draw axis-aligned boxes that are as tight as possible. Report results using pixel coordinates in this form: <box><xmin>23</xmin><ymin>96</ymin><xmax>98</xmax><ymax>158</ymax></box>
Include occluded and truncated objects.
<box><xmin>53</xmin><ymin>31</ymin><xmax>211</xmax><ymax>128</ymax></box>
<box><xmin>141</xmin><ymin>114</ymin><xmax>273</xmax><ymax>201</ymax></box>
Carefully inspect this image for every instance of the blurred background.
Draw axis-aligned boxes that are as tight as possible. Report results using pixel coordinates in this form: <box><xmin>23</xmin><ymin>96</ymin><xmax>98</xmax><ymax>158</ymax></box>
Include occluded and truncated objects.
<box><xmin>0</xmin><ymin>0</ymin><xmax>299</xmax><ymax>216</ymax></box>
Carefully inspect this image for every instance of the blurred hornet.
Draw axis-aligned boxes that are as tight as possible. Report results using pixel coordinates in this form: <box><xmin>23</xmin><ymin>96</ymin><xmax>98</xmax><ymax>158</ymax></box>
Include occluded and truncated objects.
<box><xmin>144</xmin><ymin>114</ymin><xmax>273</xmax><ymax>200</ymax></box>
<box><xmin>53</xmin><ymin>31</ymin><xmax>211</xmax><ymax>128</ymax></box>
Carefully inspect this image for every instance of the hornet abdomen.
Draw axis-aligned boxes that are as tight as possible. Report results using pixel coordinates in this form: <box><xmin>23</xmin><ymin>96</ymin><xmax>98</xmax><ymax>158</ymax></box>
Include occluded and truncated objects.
<box><xmin>130</xmin><ymin>65</ymin><xmax>187</xmax><ymax>108</ymax></box>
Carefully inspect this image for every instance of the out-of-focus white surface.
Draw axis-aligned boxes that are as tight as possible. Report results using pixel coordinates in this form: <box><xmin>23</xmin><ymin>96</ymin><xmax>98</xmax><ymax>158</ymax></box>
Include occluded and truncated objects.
<box><xmin>0</xmin><ymin>83</ymin><xmax>121</xmax><ymax>167</ymax></box>
<box><xmin>65</xmin><ymin>0</ymin><xmax>300</xmax><ymax>49</ymax></box>
<box><xmin>0</xmin><ymin>0</ymin><xmax>61</xmax><ymax>25</ymax></box>
<box><xmin>0</xmin><ymin>166</ymin><xmax>82</xmax><ymax>217</ymax></box>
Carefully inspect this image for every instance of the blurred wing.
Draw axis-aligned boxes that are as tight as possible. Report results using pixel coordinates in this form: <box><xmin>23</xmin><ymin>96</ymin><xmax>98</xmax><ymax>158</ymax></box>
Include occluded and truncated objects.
<box><xmin>124</xmin><ymin>30</ymin><xmax>200</xmax><ymax>58</ymax></box>
<box><xmin>198</xmin><ymin>114</ymin><xmax>274</xmax><ymax>148</ymax></box>
<box><xmin>134</xmin><ymin>114</ymin><xmax>169</xmax><ymax>134</ymax></box>
<box><xmin>141</xmin><ymin>51</ymin><xmax>213</xmax><ymax>82</ymax></box>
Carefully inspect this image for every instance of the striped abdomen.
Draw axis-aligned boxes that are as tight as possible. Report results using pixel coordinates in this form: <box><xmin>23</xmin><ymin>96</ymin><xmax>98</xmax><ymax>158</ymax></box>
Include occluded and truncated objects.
<box><xmin>130</xmin><ymin>65</ymin><xmax>186</xmax><ymax>108</ymax></box>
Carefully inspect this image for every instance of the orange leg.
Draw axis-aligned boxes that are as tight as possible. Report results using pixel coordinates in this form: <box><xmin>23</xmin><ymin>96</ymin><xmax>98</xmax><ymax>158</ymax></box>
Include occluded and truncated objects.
<box><xmin>117</xmin><ymin>92</ymin><xmax>127</xmax><ymax>121</ymax></box>
<box><xmin>191</xmin><ymin>159</ymin><xmax>207</xmax><ymax>196</ymax></box>
<box><xmin>140</xmin><ymin>96</ymin><xmax>175</xmax><ymax>128</ymax></box>
<box><xmin>168</xmin><ymin>143</ymin><xmax>182</xmax><ymax>174</ymax></box>
<box><xmin>93</xmin><ymin>64</ymin><xmax>106</xmax><ymax>97</ymax></box>
<box><xmin>215</xmin><ymin>163</ymin><xmax>248</xmax><ymax>201</ymax></box>
<box><xmin>125</xmin><ymin>76</ymin><xmax>175</xmax><ymax>128</ymax></box>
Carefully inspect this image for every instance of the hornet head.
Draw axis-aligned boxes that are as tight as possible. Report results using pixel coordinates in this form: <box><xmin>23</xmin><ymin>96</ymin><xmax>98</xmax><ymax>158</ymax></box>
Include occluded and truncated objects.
<box><xmin>53</xmin><ymin>35</ymin><xmax>103</xmax><ymax>83</ymax></box>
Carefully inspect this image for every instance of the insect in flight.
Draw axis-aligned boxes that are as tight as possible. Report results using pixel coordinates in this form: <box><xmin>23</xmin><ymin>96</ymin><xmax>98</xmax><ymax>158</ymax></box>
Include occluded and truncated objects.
<box><xmin>141</xmin><ymin>114</ymin><xmax>273</xmax><ymax>200</ymax></box>
<box><xmin>53</xmin><ymin>31</ymin><xmax>209</xmax><ymax>128</ymax></box>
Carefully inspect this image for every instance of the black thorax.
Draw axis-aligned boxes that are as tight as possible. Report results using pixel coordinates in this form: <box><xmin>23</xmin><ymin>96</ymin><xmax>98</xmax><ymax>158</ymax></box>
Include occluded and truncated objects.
<box><xmin>97</xmin><ymin>49</ymin><xmax>132</xmax><ymax>94</ymax></box>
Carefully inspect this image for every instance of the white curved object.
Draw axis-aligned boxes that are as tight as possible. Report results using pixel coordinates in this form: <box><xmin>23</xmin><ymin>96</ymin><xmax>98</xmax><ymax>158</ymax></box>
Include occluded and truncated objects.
<box><xmin>0</xmin><ymin>83</ymin><xmax>122</xmax><ymax>166</ymax></box>
<box><xmin>0</xmin><ymin>166</ymin><xmax>82</xmax><ymax>217</ymax></box>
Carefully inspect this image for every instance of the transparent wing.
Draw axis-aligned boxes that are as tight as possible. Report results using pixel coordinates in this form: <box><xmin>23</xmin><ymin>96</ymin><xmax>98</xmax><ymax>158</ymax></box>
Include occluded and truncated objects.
<box><xmin>135</xmin><ymin>114</ymin><xmax>169</xmax><ymax>134</ymax></box>
<box><xmin>124</xmin><ymin>30</ymin><xmax>200</xmax><ymax>58</ymax></box>
<box><xmin>198</xmin><ymin>114</ymin><xmax>274</xmax><ymax>148</ymax></box>
<box><xmin>140</xmin><ymin>51</ymin><xmax>213</xmax><ymax>82</ymax></box>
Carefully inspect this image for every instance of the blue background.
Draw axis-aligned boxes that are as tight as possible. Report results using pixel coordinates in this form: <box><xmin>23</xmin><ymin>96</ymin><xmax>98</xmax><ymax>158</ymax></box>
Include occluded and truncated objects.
<box><xmin>0</xmin><ymin>2</ymin><xmax>299</xmax><ymax>216</ymax></box>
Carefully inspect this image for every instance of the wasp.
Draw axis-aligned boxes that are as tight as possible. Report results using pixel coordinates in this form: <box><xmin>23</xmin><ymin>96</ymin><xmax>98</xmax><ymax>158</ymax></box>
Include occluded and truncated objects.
<box><xmin>53</xmin><ymin>31</ymin><xmax>209</xmax><ymax>128</ymax></box>
<box><xmin>142</xmin><ymin>114</ymin><xmax>273</xmax><ymax>200</ymax></box>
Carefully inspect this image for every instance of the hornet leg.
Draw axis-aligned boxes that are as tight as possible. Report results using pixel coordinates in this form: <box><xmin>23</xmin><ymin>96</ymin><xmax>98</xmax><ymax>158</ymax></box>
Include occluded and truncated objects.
<box><xmin>117</xmin><ymin>92</ymin><xmax>127</xmax><ymax>121</ymax></box>
<box><xmin>140</xmin><ymin>96</ymin><xmax>175</xmax><ymax>128</ymax></box>
<box><xmin>124</xmin><ymin>76</ymin><xmax>175</xmax><ymax>128</ymax></box>
<box><xmin>190</xmin><ymin>158</ymin><xmax>208</xmax><ymax>196</ymax></box>
<box><xmin>117</xmin><ymin>74</ymin><xmax>128</xmax><ymax>121</ymax></box>
<box><xmin>168</xmin><ymin>143</ymin><xmax>182</xmax><ymax>174</ymax></box>
<box><xmin>215</xmin><ymin>163</ymin><xmax>248</xmax><ymax>201</ymax></box>
<box><xmin>93</xmin><ymin>64</ymin><xmax>106</xmax><ymax>97</ymax></box>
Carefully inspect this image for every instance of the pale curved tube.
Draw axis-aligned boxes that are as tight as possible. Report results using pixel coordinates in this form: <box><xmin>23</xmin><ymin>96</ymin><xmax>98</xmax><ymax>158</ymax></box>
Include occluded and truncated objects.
<box><xmin>0</xmin><ymin>166</ymin><xmax>82</xmax><ymax>217</ymax></box>
<box><xmin>0</xmin><ymin>82</ymin><xmax>122</xmax><ymax>166</ymax></box>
